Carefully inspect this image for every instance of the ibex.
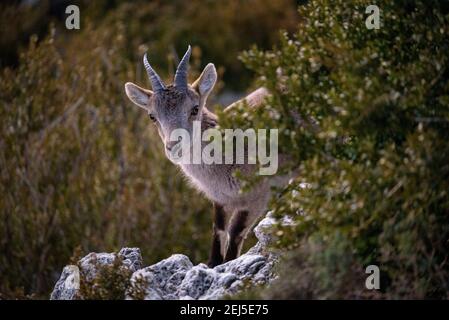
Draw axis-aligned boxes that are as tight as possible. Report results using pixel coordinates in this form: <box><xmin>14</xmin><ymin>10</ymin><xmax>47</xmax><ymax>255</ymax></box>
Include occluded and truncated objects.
<box><xmin>125</xmin><ymin>46</ymin><xmax>289</xmax><ymax>267</ymax></box>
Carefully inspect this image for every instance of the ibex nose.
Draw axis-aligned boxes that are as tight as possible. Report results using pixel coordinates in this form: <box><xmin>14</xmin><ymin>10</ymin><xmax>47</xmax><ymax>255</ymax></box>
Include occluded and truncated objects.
<box><xmin>165</xmin><ymin>137</ymin><xmax>182</xmax><ymax>151</ymax></box>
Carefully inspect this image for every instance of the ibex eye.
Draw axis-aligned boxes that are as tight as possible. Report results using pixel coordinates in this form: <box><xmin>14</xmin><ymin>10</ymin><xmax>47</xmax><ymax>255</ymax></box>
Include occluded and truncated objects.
<box><xmin>149</xmin><ymin>114</ymin><xmax>157</xmax><ymax>122</ymax></box>
<box><xmin>191</xmin><ymin>105</ymin><xmax>199</xmax><ymax>116</ymax></box>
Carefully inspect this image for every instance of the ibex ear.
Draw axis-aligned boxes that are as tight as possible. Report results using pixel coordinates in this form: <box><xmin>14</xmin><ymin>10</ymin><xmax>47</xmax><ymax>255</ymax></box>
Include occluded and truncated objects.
<box><xmin>192</xmin><ymin>63</ymin><xmax>217</xmax><ymax>99</ymax></box>
<box><xmin>125</xmin><ymin>82</ymin><xmax>153</xmax><ymax>110</ymax></box>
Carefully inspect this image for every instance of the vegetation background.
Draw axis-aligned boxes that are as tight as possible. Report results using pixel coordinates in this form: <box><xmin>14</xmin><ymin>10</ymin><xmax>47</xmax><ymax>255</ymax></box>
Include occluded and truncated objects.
<box><xmin>1</xmin><ymin>0</ymin><xmax>448</xmax><ymax>299</ymax></box>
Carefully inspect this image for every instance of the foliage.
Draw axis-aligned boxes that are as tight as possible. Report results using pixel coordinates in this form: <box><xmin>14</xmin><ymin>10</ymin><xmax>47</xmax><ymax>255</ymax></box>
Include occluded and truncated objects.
<box><xmin>0</xmin><ymin>0</ymin><xmax>298</xmax><ymax>298</ymax></box>
<box><xmin>77</xmin><ymin>254</ymin><xmax>147</xmax><ymax>300</ymax></box>
<box><xmin>223</xmin><ymin>0</ymin><xmax>449</xmax><ymax>298</ymax></box>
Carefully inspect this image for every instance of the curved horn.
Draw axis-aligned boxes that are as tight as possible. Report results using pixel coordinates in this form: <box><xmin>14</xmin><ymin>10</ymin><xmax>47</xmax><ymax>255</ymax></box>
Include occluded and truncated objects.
<box><xmin>143</xmin><ymin>53</ymin><xmax>166</xmax><ymax>92</ymax></box>
<box><xmin>174</xmin><ymin>45</ymin><xmax>192</xmax><ymax>90</ymax></box>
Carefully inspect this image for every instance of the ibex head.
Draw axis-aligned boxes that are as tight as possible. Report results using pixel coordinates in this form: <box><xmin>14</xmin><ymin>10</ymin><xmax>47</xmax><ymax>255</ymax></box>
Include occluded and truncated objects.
<box><xmin>125</xmin><ymin>45</ymin><xmax>217</xmax><ymax>160</ymax></box>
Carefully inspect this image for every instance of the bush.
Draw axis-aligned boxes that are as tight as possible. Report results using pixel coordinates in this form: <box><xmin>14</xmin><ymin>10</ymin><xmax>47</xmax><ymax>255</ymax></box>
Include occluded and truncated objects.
<box><xmin>224</xmin><ymin>0</ymin><xmax>449</xmax><ymax>298</ymax></box>
<box><xmin>77</xmin><ymin>253</ymin><xmax>147</xmax><ymax>300</ymax></box>
<box><xmin>0</xmin><ymin>0</ymin><xmax>298</xmax><ymax>298</ymax></box>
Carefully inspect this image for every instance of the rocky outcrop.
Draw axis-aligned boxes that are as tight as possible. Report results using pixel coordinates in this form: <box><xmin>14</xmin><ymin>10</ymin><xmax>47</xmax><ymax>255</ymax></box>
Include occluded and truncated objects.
<box><xmin>50</xmin><ymin>247</ymin><xmax>144</xmax><ymax>300</ymax></box>
<box><xmin>50</xmin><ymin>213</ymin><xmax>289</xmax><ymax>300</ymax></box>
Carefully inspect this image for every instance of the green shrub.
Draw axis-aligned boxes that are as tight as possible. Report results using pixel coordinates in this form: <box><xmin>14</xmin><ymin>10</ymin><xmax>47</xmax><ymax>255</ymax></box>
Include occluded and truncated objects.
<box><xmin>0</xmin><ymin>28</ymin><xmax>208</xmax><ymax>298</ymax></box>
<box><xmin>0</xmin><ymin>0</ymin><xmax>298</xmax><ymax>298</ymax></box>
<box><xmin>223</xmin><ymin>0</ymin><xmax>449</xmax><ymax>299</ymax></box>
<box><xmin>77</xmin><ymin>254</ymin><xmax>147</xmax><ymax>300</ymax></box>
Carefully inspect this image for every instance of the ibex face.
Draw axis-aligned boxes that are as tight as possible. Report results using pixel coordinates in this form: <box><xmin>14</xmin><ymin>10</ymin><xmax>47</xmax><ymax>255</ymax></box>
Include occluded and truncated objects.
<box><xmin>125</xmin><ymin>45</ymin><xmax>217</xmax><ymax>161</ymax></box>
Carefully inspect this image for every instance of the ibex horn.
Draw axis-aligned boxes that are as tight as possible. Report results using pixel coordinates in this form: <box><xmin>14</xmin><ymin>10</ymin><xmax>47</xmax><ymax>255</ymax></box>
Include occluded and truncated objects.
<box><xmin>174</xmin><ymin>45</ymin><xmax>192</xmax><ymax>91</ymax></box>
<box><xmin>143</xmin><ymin>53</ymin><xmax>166</xmax><ymax>92</ymax></box>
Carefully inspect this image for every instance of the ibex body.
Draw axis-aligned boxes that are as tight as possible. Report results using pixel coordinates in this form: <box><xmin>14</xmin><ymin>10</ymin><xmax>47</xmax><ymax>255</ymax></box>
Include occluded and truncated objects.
<box><xmin>125</xmin><ymin>46</ymin><xmax>289</xmax><ymax>266</ymax></box>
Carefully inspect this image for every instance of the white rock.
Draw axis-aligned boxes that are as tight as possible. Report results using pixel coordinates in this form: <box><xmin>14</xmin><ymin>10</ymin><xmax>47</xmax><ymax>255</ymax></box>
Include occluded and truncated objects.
<box><xmin>50</xmin><ymin>213</ymin><xmax>290</xmax><ymax>300</ymax></box>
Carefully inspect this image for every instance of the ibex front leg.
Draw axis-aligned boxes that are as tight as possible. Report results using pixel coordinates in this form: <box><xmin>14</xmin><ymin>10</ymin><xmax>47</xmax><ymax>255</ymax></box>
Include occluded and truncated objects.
<box><xmin>224</xmin><ymin>210</ymin><xmax>250</xmax><ymax>262</ymax></box>
<box><xmin>207</xmin><ymin>202</ymin><xmax>227</xmax><ymax>267</ymax></box>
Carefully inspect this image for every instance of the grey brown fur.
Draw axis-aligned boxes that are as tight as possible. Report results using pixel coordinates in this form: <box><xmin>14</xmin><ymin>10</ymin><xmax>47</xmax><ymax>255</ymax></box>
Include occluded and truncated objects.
<box><xmin>125</xmin><ymin>46</ymin><xmax>290</xmax><ymax>266</ymax></box>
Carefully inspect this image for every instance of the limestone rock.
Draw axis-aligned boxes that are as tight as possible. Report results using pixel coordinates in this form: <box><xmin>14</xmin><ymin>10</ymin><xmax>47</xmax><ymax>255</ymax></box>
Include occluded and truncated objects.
<box><xmin>50</xmin><ymin>213</ymin><xmax>287</xmax><ymax>300</ymax></box>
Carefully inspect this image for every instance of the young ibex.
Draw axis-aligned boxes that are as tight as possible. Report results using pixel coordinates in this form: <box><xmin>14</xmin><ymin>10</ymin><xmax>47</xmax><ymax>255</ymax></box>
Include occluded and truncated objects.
<box><xmin>125</xmin><ymin>46</ymin><xmax>289</xmax><ymax>267</ymax></box>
